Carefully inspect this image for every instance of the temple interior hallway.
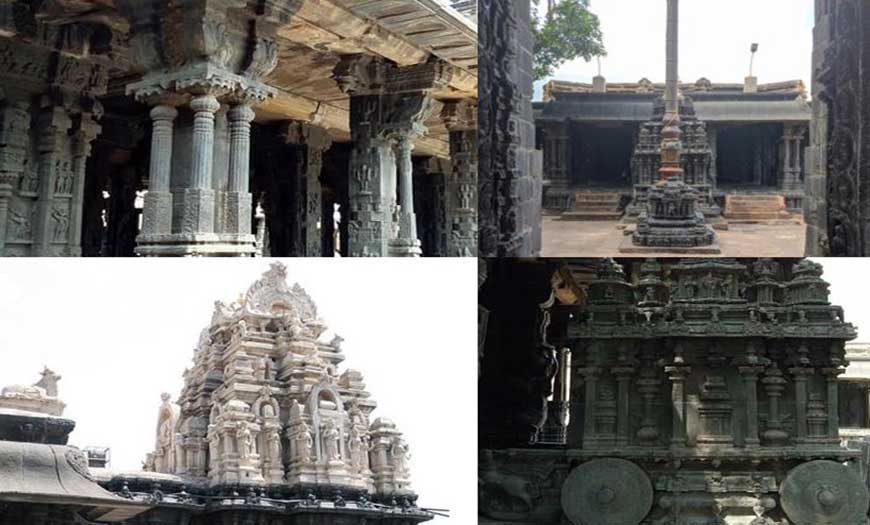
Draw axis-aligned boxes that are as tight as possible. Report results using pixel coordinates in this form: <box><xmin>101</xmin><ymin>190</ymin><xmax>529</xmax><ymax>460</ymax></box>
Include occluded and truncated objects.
<box><xmin>542</xmin><ymin>217</ymin><xmax>806</xmax><ymax>257</ymax></box>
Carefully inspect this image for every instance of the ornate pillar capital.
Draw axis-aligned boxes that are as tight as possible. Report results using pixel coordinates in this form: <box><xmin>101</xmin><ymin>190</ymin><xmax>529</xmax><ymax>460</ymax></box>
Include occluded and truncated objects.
<box><xmin>441</xmin><ymin>99</ymin><xmax>477</xmax><ymax>131</ymax></box>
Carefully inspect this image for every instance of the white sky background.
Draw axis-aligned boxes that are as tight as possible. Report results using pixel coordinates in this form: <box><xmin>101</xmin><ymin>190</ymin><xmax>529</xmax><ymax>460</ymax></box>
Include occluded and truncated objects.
<box><xmin>811</xmin><ymin>259</ymin><xmax>870</xmax><ymax>343</ymax></box>
<box><xmin>0</xmin><ymin>259</ymin><xmax>477</xmax><ymax>523</ymax></box>
<box><xmin>535</xmin><ymin>0</ymin><xmax>814</xmax><ymax>100</ymax></box>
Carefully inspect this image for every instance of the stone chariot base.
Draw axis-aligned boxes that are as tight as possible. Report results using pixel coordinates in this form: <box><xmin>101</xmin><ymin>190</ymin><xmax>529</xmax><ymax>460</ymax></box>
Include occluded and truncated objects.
<box><xmin>618</xmin><ymin>235</ymin><xmax>721</xmax><ymax>254</ymax></box>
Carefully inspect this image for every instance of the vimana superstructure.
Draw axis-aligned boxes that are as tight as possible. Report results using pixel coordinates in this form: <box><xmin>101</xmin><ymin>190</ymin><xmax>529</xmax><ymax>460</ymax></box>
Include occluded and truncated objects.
<box><xmin>479</xmin><ymin>258</ymin><xmax>870</xmax><ymax>524</ymax></box>
<box><xmin>0</xmin><ymin>262</ymin><xmax>432</xmax><ymax>524</ymax></box>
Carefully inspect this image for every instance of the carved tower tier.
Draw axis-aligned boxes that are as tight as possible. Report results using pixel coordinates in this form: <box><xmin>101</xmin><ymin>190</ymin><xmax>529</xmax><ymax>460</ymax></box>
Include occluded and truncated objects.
<box><xmin>143</xmin><ymin>263</ymin><xmax>419</xmax><ymax>504</ymax></box>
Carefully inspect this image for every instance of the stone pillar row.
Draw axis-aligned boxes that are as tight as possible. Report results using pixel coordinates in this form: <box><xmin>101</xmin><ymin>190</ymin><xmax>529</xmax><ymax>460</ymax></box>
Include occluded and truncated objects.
<box><xmin>131</xmin><ymin>80</ymin><xmax>268</xmax><ymax>257</ymax></box>
<box><xmin>781</xmin><ymin>127</ymin><xmax>804</xmax><ymax>191</ymax></box>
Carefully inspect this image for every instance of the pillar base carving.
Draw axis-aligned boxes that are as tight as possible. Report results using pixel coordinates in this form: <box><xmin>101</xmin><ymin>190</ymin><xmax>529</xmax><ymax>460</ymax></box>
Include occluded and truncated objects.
<box><xmin>388</xmin><ymin>238</ymin><xmax>422</xmax><ymax>257</ymax></box>
<box><xmin>225</xmin><ymin>192</ymin><xmax>252</xmax><ymax>235</ymax></box>
<box><xmin>141</xmin><ymin>191</ymin><xmax>174</xmax><ymax>235</ymax></box>
<box><xmin>177</xmin><ymin>188</ymin><xmax>215</xmax><ymax>235</ymax></box>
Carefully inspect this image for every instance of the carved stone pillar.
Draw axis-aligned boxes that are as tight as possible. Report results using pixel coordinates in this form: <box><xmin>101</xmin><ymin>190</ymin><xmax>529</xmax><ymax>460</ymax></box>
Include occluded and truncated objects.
<box><xmin>544</xmin><ymin>120</ymin><xmax>571</xmax><ymax>189</ymax></box>
<box><xmin>226</xmin><ymin>104</ymin><xmax>255</xmax><ymax>236</ymax></box>
<box><xmin>68</xmin><ymin>112</ymin><xmax>102</xmax><ymax>256</ymax></box>
<box><xmin>579</xmin><ymin>366</ymin><xmax>600</xmax><ymax>449</ymax></box>
<box><xmin>0</xmin><ymin>101</ymin><xmax>31</xmax><ymax>255</ymax></box>
<box><xmin>665</xmin><ymin>362</ymin><xmax>691</xmax><ymax>449</ymax></box>
<box><xmin>442</xmin><ymin>100</ymin><xmax>477</xmax><ymax>256</ymax></box>
<box><xmin>282</xmin><ymin>122</ymin><xmax>333</xmax><ymax>256</ymax></box>
<box><xmin>121</xmin><ymin>0</ymin><xmax>284</xmax><ymax>256</ymax></box>
<box><xmin>789</xmin><ymin>367</ymin><xmax>813</xmax><ymax>444</ymax></box>
<box><xmin>390</xmin><ymin>135</ymin><xmax>422</xmax><ymax>257</ymax></box>
<box><xmin>781</xmin><ymin>126</ymin><xmax>803</xmax><ymax>191</ymax></box>
<box><xmin>142</xmin><ymin>105</ymin><xmax>178</xmax><ymax>236</ymax></box>
<box><xmin>180</xmin><ymin>94</ymin><xmax>221</xmax><ymax>234</ymax></box>
<box><xmin>612</xmin><ymin>365</ymin><xmax>635</xmax><ymax>447</ymax></box>
<box><xmin>333</xmin><ymin>55</ymin><xmax>443</xmax><ymax>257</ymax></box>
<box><xmin>738</xmin><ymin>364</ymin><xmax>765</xmax><ymax>447</ymax></box>
<box><xmin>33</xmin><ymin>107</ymin><xmax>73</xmax><ymax>256</ymax></box>
<box><xmin>822</xmin><ymin>366</ymin><xmax>845</xmax><ymax>442</ymax></box>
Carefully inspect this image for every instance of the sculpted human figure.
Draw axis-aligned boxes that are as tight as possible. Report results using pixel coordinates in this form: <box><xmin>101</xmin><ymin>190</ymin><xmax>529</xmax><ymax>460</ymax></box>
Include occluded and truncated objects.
<box><xmin>294</xmin><ymin>421</ymin><xmax>313</xmax><ymax>463</ymax></box>
<box><xmin>348</xmin><ymin>427</ymin><xmax>363</xmax><ymax>470</ymax></box>
<box><xmin>322</xmin><ymin>420</ymin><xmax>340</xmax><ymax>461</ymax></box>
<box><xmin>391</xmin><ymin>438</ymin><xmax>410</xmax><ymax>475</ymax></box>
<box><xmin>208</xmin><ymin>432</ymin><xmax>219</xmax><ymax>469</ymax></box>
<box><xmin>267</xmin><ymin>430</ymin><xmax>281</xmax><ymax>463</ymax></box>
<box><xmin>237</xmin><ymin>421</ymin><xmax>253</xmax><ymax>459</ymax></box>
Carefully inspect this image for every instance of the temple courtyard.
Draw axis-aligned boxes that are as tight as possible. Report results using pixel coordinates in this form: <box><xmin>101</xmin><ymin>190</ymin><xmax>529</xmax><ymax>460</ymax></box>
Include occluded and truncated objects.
<box><xmin>542</xmin><ymin>217</ymin><xmax>806</xmax><ymax>257</ymax></box>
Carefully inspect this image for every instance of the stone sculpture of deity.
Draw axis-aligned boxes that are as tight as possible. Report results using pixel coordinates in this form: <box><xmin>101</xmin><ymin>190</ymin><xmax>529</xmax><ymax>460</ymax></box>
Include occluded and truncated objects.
<box><xmin>391</xmin><ymin>438</ymin><xmax>409</xmax><ymax>476</ymax></box>
<box><xmin>348</xmin><ymin>427</ymin><xmax>363</xmax><ymax>471</ymax></box>
<box><xmin>322</xmin><ymin>420</ymin><xmax>341</xmax><ymax>462</ymax></box>
<box><xmin>294</xmin><ymin>421</ymin><xmax>313</xmax><ymax>463</ymax></box>
<box><xmin>237</xmin><ymin>421</ymin><xmax>253</xmax><ymax>459</ymax></box>
<box><xmin>267</xmin><ymin>430</ymin><xmax>281</xmax><ymax>464</ymax></box>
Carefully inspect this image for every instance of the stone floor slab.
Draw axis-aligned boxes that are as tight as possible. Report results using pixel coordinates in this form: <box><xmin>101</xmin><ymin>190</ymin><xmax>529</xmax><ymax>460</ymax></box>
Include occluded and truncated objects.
<box><xmin>543</xmin><ymin>218</ymin><xmax>806</xmax><ymax>257</ymax></box>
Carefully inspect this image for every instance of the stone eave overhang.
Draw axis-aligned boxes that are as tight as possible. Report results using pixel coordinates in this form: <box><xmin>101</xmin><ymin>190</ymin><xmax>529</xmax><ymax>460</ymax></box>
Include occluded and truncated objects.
<box><xmin>94</xmin><ymin>473</ymin><xmax>434</xmax><ymax>522</ymax></box>
<box><xmin>534</xmin><ymin>91</ymin><xmax>810</xmax><ymax>125</ymax></box>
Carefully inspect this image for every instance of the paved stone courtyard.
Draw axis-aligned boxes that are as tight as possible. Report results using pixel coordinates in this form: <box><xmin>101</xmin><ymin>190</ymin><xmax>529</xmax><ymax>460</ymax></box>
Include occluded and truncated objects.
<box><xmin>542</xmin><ymin>217</ymin><xmax>806</xmax><ymax>257</ymax></box>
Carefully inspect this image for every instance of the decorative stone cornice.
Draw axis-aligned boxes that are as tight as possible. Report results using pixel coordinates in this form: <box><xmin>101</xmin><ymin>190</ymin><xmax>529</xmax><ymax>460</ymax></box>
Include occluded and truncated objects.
<box><xmin>441</xmin><ymin>99</ymin><xmax>477</xmax><ymax>131</ymax></box>
<box><xmin>333</xmin><ymin>55</ymin><xmax>457</xmax><ymax>96</ymax></box>
<box><xmin>127</xmin><ymin>64</ymin><xmax>277</xmax><ymax>106</ymax></box>
<box><xmin>118</xmin><ymin>0</ymin><xmax>300</xmax><ymax>83</ymax></box>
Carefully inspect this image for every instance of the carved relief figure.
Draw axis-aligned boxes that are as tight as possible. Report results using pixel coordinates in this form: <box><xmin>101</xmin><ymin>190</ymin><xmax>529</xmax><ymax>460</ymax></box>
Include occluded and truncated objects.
<box><xmin>295</xmin><ymin>422</ymin><xmax>313</xmax><ymax>463</ymax></box>
<box><xmin>267</xmin><ymin>430</ymin><xmax>281</xmax><ymax>464</ymax></box>
<box><xmin>8</xmin><ymin>208</ymin><xmax>31</xmax><ymax>240</ymax></box>
<box><xmin>237</xmin><ymin>421</ymin><xmax>253</xmax><ymax>459</ymax></box>
<box><xmin>391</xmin><ymin>437</ymin><xmax>410</xmax><ymax>476</ymax></box>
<box><xmin>51</xmin><ymin>206</ymin><xmax>69</xmax><ymax>242</ymax></box>
<box><xmin>348</xmin><ymin>426</ymin><xmax>363</xmax><ymax>471</ymax></box>
<box><xmin>322</xmin><ymin>419</ymin><xmax>340</xmax><ymax>462</ymax></box>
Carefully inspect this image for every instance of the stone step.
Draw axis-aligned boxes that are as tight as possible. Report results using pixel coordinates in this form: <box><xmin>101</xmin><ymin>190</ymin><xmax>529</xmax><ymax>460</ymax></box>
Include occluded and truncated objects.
<box><xmin>575</xmin><ymin>203</ymin><xmax>622</xmax><ymax>211</ymax></box>
<box><xmin>725</xmin><ymin>212</ymin><xmax>793</xmax><ymax>221</ymax></box>
<box><xmin>561</xmin><ymin>210</ymin><xmax>624</xmax><ymax>221</ymax></box>
<box><xmin>575</xmin><ymin>194</ymin><xmax>621</xmax><ymax>203</ymax></box>
<box><xmin>725</xmin><ymin>195</ymin><xmax>785</xmax><ymax>204</ymax></box>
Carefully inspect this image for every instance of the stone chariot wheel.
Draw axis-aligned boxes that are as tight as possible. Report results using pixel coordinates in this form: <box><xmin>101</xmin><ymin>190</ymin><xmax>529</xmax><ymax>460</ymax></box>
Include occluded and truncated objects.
<box><xmin>780</xmin><ymin>459</ymin><xmax>870</xmax><ymax>525</ymax></box>
<box><xmin>561</xmin><ymin>458</ymin><xmax>653</xmax><ymax>525</ymax></box>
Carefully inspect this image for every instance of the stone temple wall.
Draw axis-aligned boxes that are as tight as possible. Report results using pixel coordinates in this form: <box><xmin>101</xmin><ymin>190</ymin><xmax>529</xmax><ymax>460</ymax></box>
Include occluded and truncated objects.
<box><xmin>808</xmin><ymin>0</ymin><xmax>870</xmax><ymax>256</ymax></box>
<box><xmin>478</xmin><ymin>0</ymin><xmax>542</xmax><ymax>257</ymax></box>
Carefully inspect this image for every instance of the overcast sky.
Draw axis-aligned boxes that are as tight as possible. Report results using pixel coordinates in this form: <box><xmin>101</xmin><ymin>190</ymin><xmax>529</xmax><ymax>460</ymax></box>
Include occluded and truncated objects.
<box><xmin>0</xmin><ymin>259</ymin><xmax>476</xmax><ymax>523</ymax></box>
<box><xmin>811</xmin><ymin>259</ymin><xmax>870</xmax><ymax>342</ymax></box>
<box><xmin>535</xmin><ymin>0</ymin><xmax>814</xmax><ymax>100</ymax></box>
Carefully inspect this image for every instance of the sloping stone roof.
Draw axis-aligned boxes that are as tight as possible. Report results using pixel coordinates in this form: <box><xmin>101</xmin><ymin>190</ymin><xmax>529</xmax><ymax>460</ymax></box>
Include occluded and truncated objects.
<box><xmin>0</xmin><ymin>441</ymin><xmax>150</xmax><ymax>522</ymax></box>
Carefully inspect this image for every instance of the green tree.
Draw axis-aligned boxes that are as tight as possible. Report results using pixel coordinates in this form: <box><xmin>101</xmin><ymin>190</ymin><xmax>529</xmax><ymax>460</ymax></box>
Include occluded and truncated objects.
<box><xmin>532</xmin><ymin>0</ymin><xmax>606</xmax><ymax>81</ymax></box>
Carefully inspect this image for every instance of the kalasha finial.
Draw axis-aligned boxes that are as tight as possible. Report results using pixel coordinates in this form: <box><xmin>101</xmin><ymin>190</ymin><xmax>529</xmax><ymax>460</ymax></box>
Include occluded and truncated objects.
<box><xmin>267</xmin><ymin>262</ymin><xmax>288</xmax><ymax>280</ymax></box>
<box><xmin>160</xmin><ymin>392</ymin><xmax>171</xmax><ymax>403</ymax></box>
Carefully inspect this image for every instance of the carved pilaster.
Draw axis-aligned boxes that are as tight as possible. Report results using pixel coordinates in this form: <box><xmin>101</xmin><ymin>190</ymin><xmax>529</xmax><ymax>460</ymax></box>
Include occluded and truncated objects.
<box><xmin>33</xmin><ymin>106</ymin><xmax>72</xmax><ymax>256</ymax></box>
<box><xmin>665</xmin><ymin>362</ymin><xmax>691</xmax><ymax>449</ymax></box>
<box><xmin>226</xmin><ymin>103</ymin><xmax>255</xmax><ymax>236</ymax></box>
<box><xmin>0</xmin><ymin>101</ymin><xmax>31</xmax><ymax>254</ymax></box>
<box><xmin>822</xmin><ymin>366</ymin><xmax>845</xmax><ymax>442</ymax></box>
<box><xmin>612</xmin><ymin>365</ymin><xmax>635</xmax><ymax>447</ymax></box>
<box><xmin>390</xmin><ymin>135</ymin><xmax>421</xmax><ymax>257</ymax></box>
<box><xmin>180</xmin><ymin>94</ymin><xmax>220</xmax><ymax>235</ymax></box>
<box><xmin>334</xmin><ymin>55</ymin><xmax>437</xmax><ymax>257</ymax></box>
<box><xmin>737</xmin><ymin>364</ymin><xmax>765</xmax><ymax>447</ymax></box>
<box><xmin>579</xmin><ymin>366</ymin><xmax>600</xmax><ymax>449</ymax></box>
<box><xmin>789</xmin><ymin>366</ymin><xmax>813</xmax><ymax>443</ymax></box>
<box><xmin>68</xmin><ymin>110</ymin><xmax>102</xmax><ymax>256</ymax></box>
<box><xmin>442</xmin><ymin>100</ymin><xmax>477</xmax><ymax>257</ymax></box>
<box><xmin>284</xmin><ymin>121</ymin><xmax>333</xmax><ymax>256</ymax></box>
<box><xmin>142</xmin><ymin>105</ymin><xmax>178</xmax><ymax>236</ymax></box>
